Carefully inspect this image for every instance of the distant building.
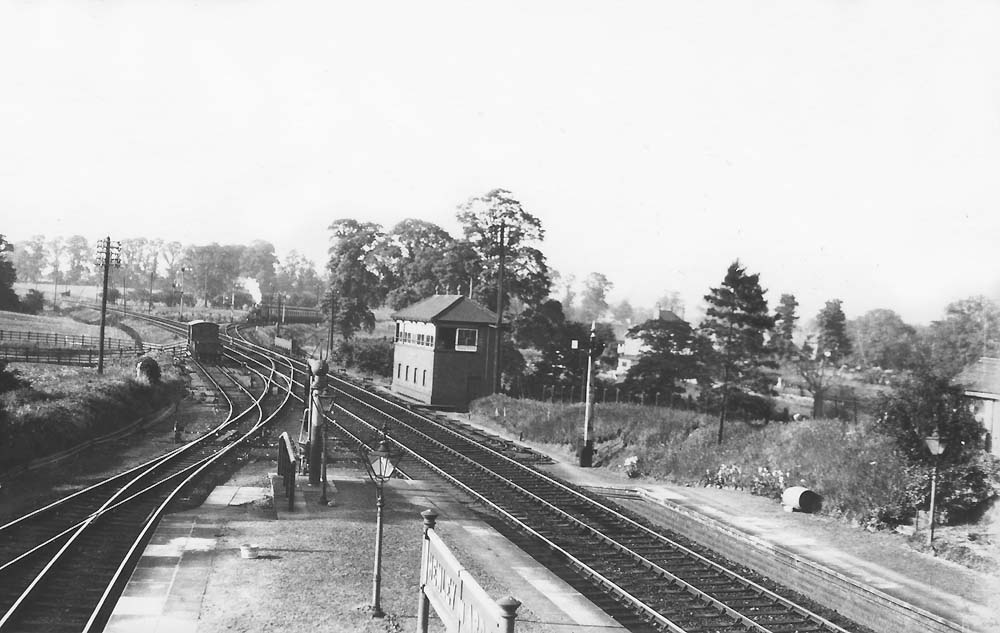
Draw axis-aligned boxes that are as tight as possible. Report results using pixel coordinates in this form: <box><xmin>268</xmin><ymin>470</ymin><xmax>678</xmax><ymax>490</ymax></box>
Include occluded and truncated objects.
<box><xmin>390</xmin><ymin>294</ymin><xmax>499</xmax><ymax>409</ymax></box>
<box><xmin>614</xmin><ymin>307</ymin><xmax>685</xmax><ymax>380</ymax></box>
<box><xmin>954</xmin><ymin>357</ymin><xmax>1000</xmax><ymax>457</ymax></box>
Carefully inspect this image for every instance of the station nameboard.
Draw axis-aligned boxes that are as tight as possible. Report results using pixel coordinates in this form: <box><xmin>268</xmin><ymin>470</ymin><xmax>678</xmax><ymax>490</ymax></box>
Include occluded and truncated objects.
<box><xmin>417</xmin><ymin>517</ymin><xmax>519</xmax><ymax>633</ymax></box>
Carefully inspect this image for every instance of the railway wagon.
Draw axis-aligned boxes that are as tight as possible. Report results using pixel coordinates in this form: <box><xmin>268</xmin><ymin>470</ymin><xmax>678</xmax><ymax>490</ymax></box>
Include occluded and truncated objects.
<box><xmin>188</xmin><ymin>320</ymin><xmax>222</xmax><ymax>362</ymax></box>
<box><xmin>247</xmin><ymin>302</ymin><xmax>324</xmax><ymax>324</ymax></box>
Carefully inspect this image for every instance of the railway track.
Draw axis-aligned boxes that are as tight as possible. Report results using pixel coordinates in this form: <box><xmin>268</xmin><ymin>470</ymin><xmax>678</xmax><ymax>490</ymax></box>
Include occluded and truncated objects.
<box><xmin>216</xmin><ymin>325</ymin><xmax>868</xmax><ymax>633</ymax></box>
<box><xmin>0</xmin><ymin>351</ymin><xmax>293</xmax><ymax>633</ymax></box>
<box><xmin>24</xmin><ymin>308</ymin><xmax>872</xmax><ymax>633</ymax></box>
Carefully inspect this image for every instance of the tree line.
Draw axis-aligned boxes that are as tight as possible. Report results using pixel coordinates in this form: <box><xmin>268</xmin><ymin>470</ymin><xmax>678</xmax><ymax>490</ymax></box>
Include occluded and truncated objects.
<box><xmin>323</xmin><ymin>189</ymin><xmax>1000</xmax><ymax>441</ymax></box>
<box><xmin>1</xmin><ymin>234</ymin><xmax>323</xmax><ymax>309</ymax></box>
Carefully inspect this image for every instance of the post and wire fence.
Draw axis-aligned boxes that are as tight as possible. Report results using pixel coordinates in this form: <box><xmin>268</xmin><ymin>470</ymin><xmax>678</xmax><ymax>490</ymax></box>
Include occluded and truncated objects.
<box><xmin>505</xmin><ymin>380</ymin><xmax>862</xmax><ymax>422</ymax></box>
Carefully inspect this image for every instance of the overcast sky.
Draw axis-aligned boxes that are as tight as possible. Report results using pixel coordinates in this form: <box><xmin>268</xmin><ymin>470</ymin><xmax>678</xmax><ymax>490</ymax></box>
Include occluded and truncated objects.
<box><xmin>2</xmin><ymin>1</ymin><xmax>998</xmax><ymax>325</ymax></box>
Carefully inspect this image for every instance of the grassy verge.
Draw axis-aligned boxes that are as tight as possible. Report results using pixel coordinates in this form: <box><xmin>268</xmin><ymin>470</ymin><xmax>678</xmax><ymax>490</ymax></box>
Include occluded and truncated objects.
<box><xmin>471</xmin><ymin>394</ymin><xmax>910</xmax><ymax>525</ymax></box>
<box><xmin>0</xmin><ymin>359</ymin><xmax>186</xmax><ymax>474</ymax></box>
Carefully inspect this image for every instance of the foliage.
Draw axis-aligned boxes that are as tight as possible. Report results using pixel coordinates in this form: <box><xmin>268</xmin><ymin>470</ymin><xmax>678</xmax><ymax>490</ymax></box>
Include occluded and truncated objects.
<box><xmin>699</xmin><ymin>261</ymin><xmax>778</xmax><ymax>438</ymax></box>
<box><xmin>19</xmin><ymin>289</ymin><xmax>45</xmax><ymax>315</ymax></box>
<box><xmin>623</xmin><ymin>314</ymin><xmax>708</xmax><ymax>398</ymax></box>
<box><xmin>770</xmin><ymin>293</ymin><xmax>798</xmax><ymax>359</ymax></box>
<box><xmin>326</xmin><ymin>219</ymin><xmax>390</xmax><ymax>339</ymax></box>
<box><xmin>0</xmin><ymin>251</ymin><xmax>19</xmax><ymax>311</ymax></box>
<box><xmin>579</xmin><ymin>272</ymin><xmax>613</xmax><ymax>323</ymax></box>
<box><xmin>0</xmin><ymin>371</ymin><xmax>185</xmax><ymax>472</ymax></box>
<box><xmin>874</xmin><ymin>370</ymin><xmax>985</xmax><ymax>464</ymax></box>
<box><xmin>456</xmin><ymin>188</ymin><xmax>552</xmax><ymax>312</ymax></box>
<box><xmin>816</xmin><ymin>299</ymin><xmax>851</xmax><ymax>363</ymax></box>
<box><xmin>10</xmin><ymin>235</ymin><xmax>46</xmax><ymax>283</ymax></box>
<box><xmin>135</xmin><ymin>357</ymin><xmax>162</xmax><ymax>384</ymax></box>
<box><xmin>924</xmin><ymin>296</ymin><xmax>1000</xmax><ymax>379</ymax></box>
<box><xmin>382</xmin><ymin>219</ymin><xmax>468</xmax><ymax>309</ymax></box>
<box><xmin>872</xmin><ymin>370</ymin><xmax>999</xmax><ymax>524</ymax></box>
<box><xmin>352</xmin><ymin>338</ymin><xmax>395</xmax><ymax>377</ymax></box>
<box><xmin>240</xmin><ymin>240</ymin><xmax>279</xmax><ymax>294</ymax></box>
<box><xmin>848</xmin><ymin>309</ymin><xmax>920</xmax><ymax>371</ymax></box>
<box><xmin>0</xmin><ymin>361</ymin><xmax>30</xmax><ymax>394</ymax></box>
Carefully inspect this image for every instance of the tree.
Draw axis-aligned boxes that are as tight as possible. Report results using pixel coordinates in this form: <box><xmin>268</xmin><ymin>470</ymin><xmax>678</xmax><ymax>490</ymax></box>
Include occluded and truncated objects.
<box><xmin>579</xmin><ymin>272</ymin><xmax>613</xmax><ymax>323</ymax></box>
<box><xmin>64</xmin><ymin>235</ymin><xmax>93</xmax><ymax>284</ymax></box>
<box><xmin>0</xmin><ymin>234</ymin><xmax>19</xmax><ymax>311</ymax></box>
<box><xmin>924</xmin><ymin>296</ymin><xmax>1000</xmax><ymax>379</ymax></box>
<box><xmin>161</xmin><ymin>241</ymin><xmax>184</xmax><ymax>282</ymax></box>
<box><xmin>771</xmin><ymin>293</ymin><xmax>799</xmax><ymax>359</ymax></box>
<box><xmin>241</xmin><ymin>240</ymin><xmax>278</xmax><ymax>294</ymax></box>
<box><xmin>849</xmin><ymin>309</ymin><xmax>919</xmax><ymax>370</ymax></box>
<box><xmin>456</xmin><ymin>188</ymin><xmax>551</xmax><ymax>313</ymax></box>
<box><xmin>654</xmin><ymin>290</ymin><xmax>685</xmax><ymax>315</ymax></box>
<box><xmin>46</xmin><ymin>236</ymin><xmax>65</xmax><ymax>286</ymax></box>
<box><xmin>816</xmin><ymin>299</ymin><xmax>851</xmax><ymax>363</ymax></box>
<box><xmin>327</xmin><ymin>219</ymin><xmax>389</xmax><ymax>339</ymax></box>
<box><xmin>552</xmin><ymin>271</ymin><xmax>577</xmax><ymax>320</ymax></box>
<box><xmin>276</xmin><ymin>250</ymin><xmax>321</xmax><ymax>304</ymax></box>
<box><xmin>610</xmin><ymin>299</ymin><xmax>634</xmax><ymax>324</ymax></box>
<box><xmin>795</xmin><ymin>336</ymin><xmax>837</xmax><ymax>418</ymax></box>
<box><xmin>875</xmin><ymin>371</ymin><xmax>997</xmax><ymax>523</ymax></box>
<box><xmin>624</xmin><ymin>313</ymin><xmax>708</xmax><ymax>399</ymax></box>
<box><xmin>183</xmin><ymin>243</ymin><xmax>244</xmax><ymax>307</ymax></box>
<box><xmin>11</xmin><ymin>235</ymin><xmax>45</xmax><ymax>283</ymax></box>
<box><xmin>383</xmin><ymin>219</ymin><xmax>462</xmax><ymax>309</ymax></box>
<box><xmin>699</xmin><ymin>261</ymin><xmax>777</xmax><ymax>442</ymax></box>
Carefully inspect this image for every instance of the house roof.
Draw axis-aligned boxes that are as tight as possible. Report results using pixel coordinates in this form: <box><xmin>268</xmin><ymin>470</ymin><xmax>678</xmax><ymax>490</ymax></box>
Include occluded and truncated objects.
<box><xmin>391</xmin><ymin>294</ymin><xmax>498</xmax><ymax>325</ymax></box>
<box><xmin>955</xmin><ymin>357</ymin><xmax>1000</xmax><ymax>396</ymax></box>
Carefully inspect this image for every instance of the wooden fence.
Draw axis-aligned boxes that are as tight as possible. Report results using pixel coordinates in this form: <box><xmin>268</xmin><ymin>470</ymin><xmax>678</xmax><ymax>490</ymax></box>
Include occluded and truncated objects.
<box><xmin>0</xmin><ymin>329</ymin><xmax>133</xmax><ymax>350</ymax></box>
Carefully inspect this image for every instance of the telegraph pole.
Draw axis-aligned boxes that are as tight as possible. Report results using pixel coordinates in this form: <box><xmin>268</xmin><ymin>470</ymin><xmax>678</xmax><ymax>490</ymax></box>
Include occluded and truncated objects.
<box><xmin>94</xmin><ymin>237</ymin><xmax>120</xmax><ymax>374</ymax></box>
<box><xmin>493</xmin><ymin>221</ymin><xmax>505</xmax><ymax>394</ymax></box>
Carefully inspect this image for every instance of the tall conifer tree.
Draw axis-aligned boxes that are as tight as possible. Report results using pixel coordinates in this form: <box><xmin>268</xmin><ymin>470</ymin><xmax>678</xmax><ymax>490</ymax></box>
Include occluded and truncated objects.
<box><xmin>699</xmin><ymin>261</ymin><xmax>777</xmax><ymax>443</ymax></box>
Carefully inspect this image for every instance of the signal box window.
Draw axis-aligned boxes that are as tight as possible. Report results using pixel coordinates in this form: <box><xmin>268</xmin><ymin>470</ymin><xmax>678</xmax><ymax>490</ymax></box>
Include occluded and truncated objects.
<box><xmin>455</xmin><ymin>328</ymin><xmax>478</xmax><ymax>352</ymax></box>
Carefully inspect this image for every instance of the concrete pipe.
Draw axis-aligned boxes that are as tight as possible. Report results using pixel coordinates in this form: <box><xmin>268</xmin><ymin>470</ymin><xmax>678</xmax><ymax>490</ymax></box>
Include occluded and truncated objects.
<box><xmin>781</xmin><ymin>486</ymin><xmax>823</xmax><ymax>513</ymax></box>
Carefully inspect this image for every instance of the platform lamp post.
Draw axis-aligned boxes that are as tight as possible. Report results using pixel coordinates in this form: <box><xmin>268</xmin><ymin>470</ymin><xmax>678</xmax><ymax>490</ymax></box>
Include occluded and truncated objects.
<box><xmin>362</xmin><ymin>430</ymin><xmax>404</xmax><ymax>618</ymax></box>
<box><xmin>925</xmin><ymin>429</ymin><xmax>947</xmax><ymax>550</ymax></box>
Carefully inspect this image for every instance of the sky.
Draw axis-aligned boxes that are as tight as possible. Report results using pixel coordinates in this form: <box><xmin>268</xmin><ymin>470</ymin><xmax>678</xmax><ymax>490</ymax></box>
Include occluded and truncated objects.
<box><xmin>2</xmin><ymin>1</ymin><xmax>999</xmax><ymax>326</ymax></box>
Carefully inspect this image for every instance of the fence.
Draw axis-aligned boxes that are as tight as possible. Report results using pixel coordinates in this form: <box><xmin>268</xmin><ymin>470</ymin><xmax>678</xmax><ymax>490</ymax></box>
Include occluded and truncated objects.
<box><xmin>511</xmin><ymin>380</ymin><xmax>862</xmax><ymax>422</ymax></box>
<box><xmin>513</xmin><ymin>382</ymin><xmax>698</xmax><ymax>409</ymax></box>
<box><xmin>276</xmin><ymin>432</ymin><xmax>298</xmax><ymax>511</ymax></box>
<box><xmin>0</xmin><ymin>329</ymin><xmax>134</xmax><ymax>350</ymax></box>
<box><xmin>0</xmin><ymin>346</ymin><xmax>139</xmax><ymax>367</ymax></box>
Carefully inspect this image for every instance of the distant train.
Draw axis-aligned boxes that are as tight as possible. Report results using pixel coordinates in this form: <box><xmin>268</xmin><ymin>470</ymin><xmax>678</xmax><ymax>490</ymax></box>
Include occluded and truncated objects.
<box><xmin>246</xmin><ymin>302</ymin><xmax>325</xmax><ymax>325</ymax></box>
<box><xmin>188</xmin><ymin>320</ymin><xmax>222</xmax><ymax>362</ymax></box>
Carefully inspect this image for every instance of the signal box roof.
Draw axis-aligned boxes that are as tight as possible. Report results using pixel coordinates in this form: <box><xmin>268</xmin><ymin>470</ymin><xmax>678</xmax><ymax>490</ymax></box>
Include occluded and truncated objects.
<box><xmin>391</xmin><ymin>294</ymin><xmax>498</xmax><ymax>325</ymax></box>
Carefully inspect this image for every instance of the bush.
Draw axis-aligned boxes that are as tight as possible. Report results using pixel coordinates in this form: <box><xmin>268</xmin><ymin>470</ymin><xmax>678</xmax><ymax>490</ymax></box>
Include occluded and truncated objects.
<box><xmin>19</xmin><ymin>289</ymin><xmax>45</xmax><ymax>314</ymax></box>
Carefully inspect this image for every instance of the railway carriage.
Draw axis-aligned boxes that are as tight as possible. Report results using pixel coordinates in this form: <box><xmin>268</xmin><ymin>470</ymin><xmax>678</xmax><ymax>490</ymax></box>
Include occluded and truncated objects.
<box><xmin>188</xmin><ymin>320</ymin><xmax>221</xmax><ymax>362</ymax></box>
<box><xmin>247</xmin><ymin>302</ymin><xmax>324</xmax><ymax>324</ymax></box>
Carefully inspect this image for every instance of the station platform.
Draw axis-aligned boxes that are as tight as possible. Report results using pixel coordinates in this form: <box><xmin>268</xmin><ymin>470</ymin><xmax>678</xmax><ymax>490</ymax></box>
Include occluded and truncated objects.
<box><xmin>105</xmin><ymin>449</ymin><xmax>1000</xmax><ymax>633</ymax></box>
<box><xmin>105</xmin><ymin>467</ymin><xmax>625</xmax><ymax>633</ymax></box>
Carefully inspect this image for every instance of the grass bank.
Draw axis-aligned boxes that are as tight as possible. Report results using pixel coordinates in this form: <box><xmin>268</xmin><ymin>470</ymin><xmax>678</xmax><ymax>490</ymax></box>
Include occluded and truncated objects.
<box><xmin>471</xmin><ymin>394</ymin><xmax>909</xmax><ymax>527</ymax></box>
<box><xmin>0</xmin><ymin>360</ymin><xmax>185</xmax><ymax>474</ymax></box>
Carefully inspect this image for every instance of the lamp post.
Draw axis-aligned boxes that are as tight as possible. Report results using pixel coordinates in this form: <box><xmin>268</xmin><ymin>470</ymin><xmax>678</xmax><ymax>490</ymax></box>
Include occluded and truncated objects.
<box><xmin>924</xmin><ymin>429</ymin><xmax>947</xmax><ymax>550</ymax></box>
<box><xmin>361</xmin><ymin>431</ymin><xmax>404</xmax><ymax>618</ymax></box>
